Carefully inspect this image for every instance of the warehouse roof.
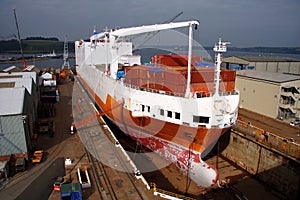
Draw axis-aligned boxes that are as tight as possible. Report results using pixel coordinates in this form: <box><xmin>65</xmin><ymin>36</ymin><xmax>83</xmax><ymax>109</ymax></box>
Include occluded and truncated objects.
<box><xmin>236</xmin><ymin>70</ymin><xmax>300</xmax><ymax>83</ymax></box>
<box><xmin>2</xmin><ymin>66</ymin><xmax>22</xmax><ymax>73</ymax></box>
<box><xmin>223</xmin><ymin>56</ymin><xmax>300</xmax><ymax>63</ymax></box>
<box><xmin>0</xmin><ymin>88</ymin><xmax>25</xmax><ymax>115</ymax></box>
<box><xmin>0</xmin><ymin>72</ymin><xmax>37</xmax><ymax>84</ymax></box>
<box><xmin>0</xmin><ymin>78</ymin><xmax>33</xmax><ymax>94</ymax></box>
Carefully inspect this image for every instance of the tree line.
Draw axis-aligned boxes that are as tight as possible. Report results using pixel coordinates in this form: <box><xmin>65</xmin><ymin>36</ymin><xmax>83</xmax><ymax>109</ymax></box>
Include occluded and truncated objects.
<box><xmin>0</xmin><ymin>37</ymin><xmax>74</xmax><ymax>53</ymax></box>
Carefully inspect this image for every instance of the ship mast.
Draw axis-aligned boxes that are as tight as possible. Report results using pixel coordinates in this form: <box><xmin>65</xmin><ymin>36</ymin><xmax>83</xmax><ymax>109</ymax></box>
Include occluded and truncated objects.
<box><xmin>213</xmin><ymin>38</ymin><xmax>230</xmax><ymax>96</ymax></box>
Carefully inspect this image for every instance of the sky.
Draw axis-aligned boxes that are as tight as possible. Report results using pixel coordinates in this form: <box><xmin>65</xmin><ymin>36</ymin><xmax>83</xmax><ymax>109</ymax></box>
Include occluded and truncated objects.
<box><xmin>0</xmin><ymin>0</ymin><xmax>299</xmax><ymax>47</ymax></box>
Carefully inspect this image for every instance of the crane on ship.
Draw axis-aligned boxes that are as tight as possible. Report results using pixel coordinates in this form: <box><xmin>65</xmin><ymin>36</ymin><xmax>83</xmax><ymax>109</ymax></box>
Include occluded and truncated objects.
<box><xmin>133</xmin><ymin>11</ymin><xmax>183</xmax><ymax>49</ymax></box>
<box><xmin>90</xmin><ymin>20</ymin><xmax>199</xmax><ymax>98</ymax></box>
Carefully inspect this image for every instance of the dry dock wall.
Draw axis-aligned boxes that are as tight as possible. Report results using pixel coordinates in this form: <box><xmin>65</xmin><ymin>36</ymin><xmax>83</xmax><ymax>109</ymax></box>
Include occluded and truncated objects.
<box><xmin>221</xmin><ymin>121</ymin><xmax>300</xmax><ymax>199</ymax></box>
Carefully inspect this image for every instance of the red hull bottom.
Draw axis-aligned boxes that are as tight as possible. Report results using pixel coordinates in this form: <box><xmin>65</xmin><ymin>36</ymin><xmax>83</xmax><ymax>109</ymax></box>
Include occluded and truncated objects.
<box><xmin>113</xmin><ymin>120</ymin><xmax>219</xmax><ymax>187</ymax></box>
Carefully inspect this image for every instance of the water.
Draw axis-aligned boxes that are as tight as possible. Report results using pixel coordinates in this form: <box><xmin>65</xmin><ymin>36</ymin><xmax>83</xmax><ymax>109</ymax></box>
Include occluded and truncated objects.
<box><xmin>0</xmin><ymin>57</ymin><xmax>75</xmax><ymax>70</ymax></box>
<box><xmin>1</xmin><ymin>49</ymin><xmax>299</xmax><ymax>70</ymax></box>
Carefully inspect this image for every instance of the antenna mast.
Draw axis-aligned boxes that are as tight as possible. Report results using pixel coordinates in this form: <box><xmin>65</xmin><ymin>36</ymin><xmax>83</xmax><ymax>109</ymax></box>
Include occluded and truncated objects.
<box><xmin>213</xmin><ymin>38</ymin><xmax>230</xmax><ymax>96</ymax></box>
<box><xmin>13</xmin><ymin>8</ymin><xmax>26</xmax><ymax>69</ymax></box>
<box><xmin>62</xmin><ymin>36</ymin><xmax>70</xmax><ymax>69</ymax></box>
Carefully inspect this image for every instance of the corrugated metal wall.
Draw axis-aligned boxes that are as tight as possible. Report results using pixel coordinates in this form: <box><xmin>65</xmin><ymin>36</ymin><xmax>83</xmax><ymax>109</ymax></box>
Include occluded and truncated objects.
<box><xmin>0</xmin><ymin>115</ymin><xmax>27</xmax><ymax>156</ymax></box>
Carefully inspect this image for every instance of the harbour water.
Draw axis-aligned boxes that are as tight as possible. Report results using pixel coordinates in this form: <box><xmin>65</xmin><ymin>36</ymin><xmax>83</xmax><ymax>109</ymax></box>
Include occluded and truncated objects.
<box><xmin>0</xmin><ymin>49</ymin><xmax>300</xmax><ymax>70</ymax></box>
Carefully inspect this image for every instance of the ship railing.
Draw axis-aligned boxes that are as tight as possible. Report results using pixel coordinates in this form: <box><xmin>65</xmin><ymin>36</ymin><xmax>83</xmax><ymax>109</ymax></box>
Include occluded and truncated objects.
<box><xmin>120</xmin><ymin>80</ymin><xmax>239</xmax><ymax>98</ymax></box>
<box><xmin>233</xmin><ymin>119</ymin><xmax>300</xmax><ymax>160</ymax></box>
<box><xmin>195</xmin><ymin>91</ymin><xmax>239</xmax><ymax>98</ymax></box>
<box><xmin>121</xmin><ymin>81</ymin><xmax>186</xmax><ymax>97</ymax></box>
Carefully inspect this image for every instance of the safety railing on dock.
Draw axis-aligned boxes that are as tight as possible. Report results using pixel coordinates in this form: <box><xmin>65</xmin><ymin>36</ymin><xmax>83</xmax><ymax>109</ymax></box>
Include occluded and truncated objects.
<box><xmin>233</xmin><ymin>120</ymin><xmax>300</xmax><ymax>160</ymax></box>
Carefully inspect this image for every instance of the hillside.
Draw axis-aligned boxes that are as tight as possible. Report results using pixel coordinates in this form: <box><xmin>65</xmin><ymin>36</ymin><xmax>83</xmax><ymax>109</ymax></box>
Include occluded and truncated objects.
<box><xmin>1</xmin><ymin>39</ymin><xmax>299</xmax><ymax>56</ymax></box>
<box><xmin>0</xmin><ymin>39</ymin><xmax>74</xmax><ymax>54</ymax></box>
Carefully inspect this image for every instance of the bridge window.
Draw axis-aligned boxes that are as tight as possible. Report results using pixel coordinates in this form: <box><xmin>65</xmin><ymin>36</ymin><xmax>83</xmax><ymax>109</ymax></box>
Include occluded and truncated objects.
<box><xmin>193</xmin><ymin>116</ymin><xmax>210</xmax><ymax>123</ymax></box>
<box><xmin>141</xmin><ymin>105</ymin><xmax>145</xmax><ymax>112</ymax></box>
<box><xmin>175</xmin><ymin>112</ymin><xmax>180</xmax><ymax>120</ymax></box>
<box><xmin>147</xmin><ymin>106</ymin><xmax>150</xmax><ymax>112</ymax></box>
<box><xmin>167</xmin><ymin>111</ymin><xmax>172</xmax><ymax>118</ymax></box>
<box><xmin>160</xmin><ymin>109</ymin><xmax>164</xmax><ymax>116</ymax></box>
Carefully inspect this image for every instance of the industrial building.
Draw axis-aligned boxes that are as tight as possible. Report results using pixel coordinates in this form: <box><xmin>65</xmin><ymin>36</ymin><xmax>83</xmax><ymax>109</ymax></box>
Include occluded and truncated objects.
<box><xmin>0</xmin><ymin>71</ymin><xmax>38</xmax><ymax>86</ymax></box>
<box><xmin>0</xmin><ymin>72</ymin><xmax>39</xmax><ymax>161</ymax></box>
<box><xmin>222</xmin><ymin>56</ymin><xmax>300</xmax><ymax>75</ymax></box>
<box><xmin>0</xmin><ymin>77</ymin><xmax>38</xmax><ymax>120</ymax></box>
<box><xmin>0</xmin><ymin>88</ymin><xmax>33</xmax><ymax>161</ymax></box>
<box><xmin>236</xmin><ymin>70</ymin><xmax>300</xmax><ymax>119</ymax></box>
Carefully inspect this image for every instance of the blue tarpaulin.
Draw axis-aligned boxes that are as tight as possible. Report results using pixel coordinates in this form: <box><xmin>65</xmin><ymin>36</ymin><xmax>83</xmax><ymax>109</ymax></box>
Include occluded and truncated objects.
<box><xmin>117</xmin><ymin>70</ymin><xmax>125</xmax><ymax>79</ymax></box>
<box><xmin>149</xmin><ymin>68</ymin><xmax>164</xmax><ymax>73</ymax></box>
<box><xmin>195</xmin><ymin>62</ymin><xmax>214</xmax><ymax>67</ymax></box>
<box><xmin>231</xmin><ymin>65</ymin><xmax>242</xmax><ymax>70</ymax></box>
<box><xmin>60</xmin><ymin>182</ymin><xmax>82</xmax><ymax>200</ymax></box>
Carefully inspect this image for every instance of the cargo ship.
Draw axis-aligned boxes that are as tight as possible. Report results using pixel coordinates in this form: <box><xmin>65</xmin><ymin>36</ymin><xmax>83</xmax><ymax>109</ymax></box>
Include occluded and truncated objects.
<box><xmin>75</xmin><ymin>21</ymin><xmax>239</xmax><ymax>187</ymax></box>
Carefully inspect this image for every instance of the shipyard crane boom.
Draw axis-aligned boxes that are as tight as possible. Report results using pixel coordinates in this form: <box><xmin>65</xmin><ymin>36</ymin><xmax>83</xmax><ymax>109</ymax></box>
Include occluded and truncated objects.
<box><xmin>13</xmin><ymin>8</ymin><xmax>26</xmax><ymax>69</ymax></box>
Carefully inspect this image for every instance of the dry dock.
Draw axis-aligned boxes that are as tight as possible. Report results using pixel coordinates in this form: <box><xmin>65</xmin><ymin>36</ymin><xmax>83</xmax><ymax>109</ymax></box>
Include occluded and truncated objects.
<box><xmin>49</xmin><ymin>76</ymin><xmax>298</xmax><ymax>200</ymax></box>
<box><xmin>2</xmin><ymin>75</ymin><xmax>298</xmax><ymax>200</ymax></box>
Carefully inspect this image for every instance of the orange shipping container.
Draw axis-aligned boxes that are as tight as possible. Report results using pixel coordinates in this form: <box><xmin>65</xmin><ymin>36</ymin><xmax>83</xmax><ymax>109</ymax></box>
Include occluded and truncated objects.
<box><xmin>221</xmin><ymin>70</ymin><xmax>236</xmax><ymax>82</ymax></box>
<box><xmin>164</xmin><ymin>70</ymin><xmax>187</xmax><ymax>85</ymax></box>
<box><xmin>151</xmin><ymin>54</ymin><xmax>202</xmax><ymax>66</ymax></box>
<box><xmin>191</xmin><ymin>70</ymin><xmax>215</xmax><ymax>83</ymax></box>
<box><xmin>164</xmin><ymin>82</ymin><xmax>186</xmax><ymax>94</ymax></box>
<box><xmin>191</xmin><ymin>82</ymin><xmax>215</xmax><ymax>93</ymax></box>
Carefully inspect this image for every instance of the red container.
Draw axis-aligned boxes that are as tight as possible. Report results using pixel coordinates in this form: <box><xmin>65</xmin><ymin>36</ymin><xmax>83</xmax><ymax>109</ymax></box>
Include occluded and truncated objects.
<box><xmin>164</xmin><ymin>82</ymin><xmax>186</xmax><ymax>94</ymax></box>
<box><xmin>139</xmin><ymin>78</ymin><xmax>148</xmax><ymax>88</ymax></box>
<box><xmin>148</xmin><ymin>70</ymin><xmax>164</xmax><ymax>83</ymax></box>
<box><xmin>191</xmin><ymin>82</ymin><xmax>214</xmax><ymax>93</ymax></box>
<box><xmin>220</xmin><ymin>81</ymin><xmax>235</xmax><ymax>92</ymax></box>
<box><xmin>151</xmin><ymin>54</ymin><xmax>201</xmax><ymax>66</ymax></box>
<box><xmin>164</xmin><ymin>70</ymin><xmax>187</xmax><ymax>85</ymax></box>
<box><xmin>221</xmin><ymin>70</ymin><xmax>236</xmax><ymax>81</ymax></box>
<box><xmin>191</xmin><ymin>70</ymin><xmax>215</xmax><ymax>83</ymax></box>
<box><xmin>139</xmin><ymin>67</ymin><xmax>148</xmax><ymax>79</ymax></box>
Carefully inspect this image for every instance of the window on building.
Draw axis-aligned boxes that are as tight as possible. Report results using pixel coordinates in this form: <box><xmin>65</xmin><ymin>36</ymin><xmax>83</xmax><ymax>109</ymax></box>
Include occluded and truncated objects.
<box><xmin>147</xmin><ymin>106</ymin><xmax>150</xmax><ymax>112</ymax></box>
